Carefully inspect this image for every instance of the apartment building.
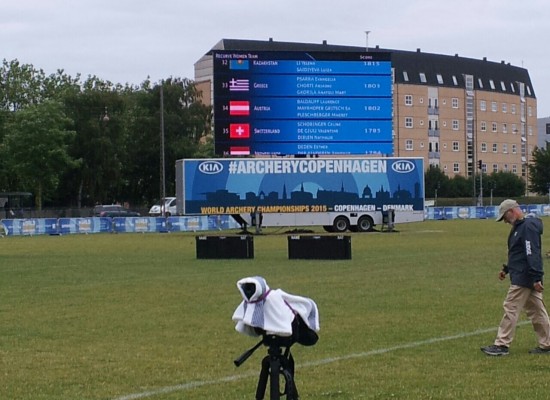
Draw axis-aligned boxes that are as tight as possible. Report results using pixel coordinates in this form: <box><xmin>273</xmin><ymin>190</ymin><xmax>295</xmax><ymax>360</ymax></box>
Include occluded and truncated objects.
<box><xmin>194</xmin><ymin>39</ymin><xmax>537</xmax><ymax>182</ymax></box>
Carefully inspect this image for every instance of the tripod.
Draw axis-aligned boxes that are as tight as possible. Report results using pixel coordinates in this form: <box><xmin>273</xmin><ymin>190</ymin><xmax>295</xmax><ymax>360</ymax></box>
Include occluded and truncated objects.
<box><xmin>234</xmin><ymin>335</ymin><xmax>299</xmax><ymax>400</ymax></box>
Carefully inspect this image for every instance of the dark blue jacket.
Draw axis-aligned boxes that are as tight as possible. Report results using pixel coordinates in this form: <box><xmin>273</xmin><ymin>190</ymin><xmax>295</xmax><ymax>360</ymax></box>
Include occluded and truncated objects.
<box><xmin>505</xmin><ymin>214</ymin><xmax>544</xmax><ymax>288</ymax></box>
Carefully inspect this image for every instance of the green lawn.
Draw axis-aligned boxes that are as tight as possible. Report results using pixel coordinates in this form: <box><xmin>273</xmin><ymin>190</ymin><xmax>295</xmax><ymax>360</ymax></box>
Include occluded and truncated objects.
<box><xmin>2</xmin><ymin>219</ymin><xmax>550</xmax><ymax>399</ymax></box>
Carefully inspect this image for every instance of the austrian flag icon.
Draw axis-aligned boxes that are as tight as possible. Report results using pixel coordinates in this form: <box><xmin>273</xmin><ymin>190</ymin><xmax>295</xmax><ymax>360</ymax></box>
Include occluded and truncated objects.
<box><xmin>229</xmin><ymin>101</ymin><xmax>250</xmax><ymax>116</ymax></box>
<box><xmin>230</xmin><ymin>124</ymin><xmax>250</xmax><ymax>139</ymax></box>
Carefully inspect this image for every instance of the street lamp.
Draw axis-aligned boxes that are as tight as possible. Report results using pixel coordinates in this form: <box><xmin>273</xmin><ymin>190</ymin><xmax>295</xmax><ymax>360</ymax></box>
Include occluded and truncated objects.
<box><xmin>477</xmin><ymin>160</ymin><xmax>483</xmax><ymax>207</ymax></box>
<box><xmin>100</xmin><ymin>106</ymin><xmax>109</xmax><ymax>122</ymax></box>
<box><xmin>160</xmin><ymin>83</ymin><xmax>166</xmax><ymax>216</ymax></box>
<box><xmin>365</xmin><ymin>30</ymin><xmax>371</xmax><ymax>52</ymax></box>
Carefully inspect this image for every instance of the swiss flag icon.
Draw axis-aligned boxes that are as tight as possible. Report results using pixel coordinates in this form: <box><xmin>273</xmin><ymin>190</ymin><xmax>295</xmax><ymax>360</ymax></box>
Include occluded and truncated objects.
<box><xmin>230</xmin><ymin>124</ymin><xmax>250</xmax><ymax>139</ymax></box>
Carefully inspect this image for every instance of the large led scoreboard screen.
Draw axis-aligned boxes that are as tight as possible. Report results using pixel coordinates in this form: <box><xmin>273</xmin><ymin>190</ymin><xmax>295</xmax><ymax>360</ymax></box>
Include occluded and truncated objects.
<box><xmin>212</xmin><ymin>50</ymin><xmax>392</xmax><ymax>156</ymax></box>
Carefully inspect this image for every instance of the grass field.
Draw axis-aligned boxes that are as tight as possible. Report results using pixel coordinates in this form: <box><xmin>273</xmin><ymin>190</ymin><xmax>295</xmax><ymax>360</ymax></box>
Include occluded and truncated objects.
<box><xmin>2</xmin><ymin>219</ymin><xmax>550</xmax><ymax>399</ymax></box>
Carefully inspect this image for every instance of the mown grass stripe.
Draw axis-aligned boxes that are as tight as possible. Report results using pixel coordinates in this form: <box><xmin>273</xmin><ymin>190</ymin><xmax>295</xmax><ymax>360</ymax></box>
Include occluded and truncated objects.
<box><xmin>114</xmin><ymin>322</ymin><xmax>526</xmax><ymax>400</ymax></box>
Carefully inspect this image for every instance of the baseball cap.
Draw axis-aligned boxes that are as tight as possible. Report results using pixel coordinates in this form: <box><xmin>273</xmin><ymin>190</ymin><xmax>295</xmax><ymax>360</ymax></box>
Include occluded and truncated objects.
<box><xmin>496</xmin><ymin>199</ymin><xmax>519</xmax><ymax>222</ymax></box>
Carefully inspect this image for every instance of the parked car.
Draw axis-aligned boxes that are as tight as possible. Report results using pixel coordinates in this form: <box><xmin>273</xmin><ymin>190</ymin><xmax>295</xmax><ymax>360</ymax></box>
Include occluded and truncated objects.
<box><xmin>92</xmin><ymin>204</ymin><xmax>141</xmax><ymax>218</ymax></box>
<box><xmin>148</xmin><ymin>197</ymin><xmax>177</xmax><ymax>216</ymax></box>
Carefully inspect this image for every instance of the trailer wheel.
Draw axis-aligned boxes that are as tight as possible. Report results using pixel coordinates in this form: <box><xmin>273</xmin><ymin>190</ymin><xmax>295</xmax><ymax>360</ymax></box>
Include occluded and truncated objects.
<box><xmin>323</xmin><ymin>225</ymin><xmax>335</xmax><ymax>233</ymax></box>
<box><xmin>332</xmin><ymin>216</ymin><xmax>350</xmax><ymax>233</ymax></box>
<box><xmin>357</xmin><ymin>215</ymin><xmax>374</xmax><ymax>232</ymax></box>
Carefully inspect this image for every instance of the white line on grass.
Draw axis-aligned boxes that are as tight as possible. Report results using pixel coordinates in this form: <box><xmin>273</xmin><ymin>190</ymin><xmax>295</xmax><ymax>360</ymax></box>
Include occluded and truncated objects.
<box><xmin>112</xmin><ymin>322</ymin><xmax>528</xmax><ymax>400</ymax></box>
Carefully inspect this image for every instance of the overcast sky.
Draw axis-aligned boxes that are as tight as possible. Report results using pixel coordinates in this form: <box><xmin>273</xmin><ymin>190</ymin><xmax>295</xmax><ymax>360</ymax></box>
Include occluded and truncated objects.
<box><xmin>3</xmin><ymin>0</ymin><xmax>550</xmax><ymax>116</ymax></box>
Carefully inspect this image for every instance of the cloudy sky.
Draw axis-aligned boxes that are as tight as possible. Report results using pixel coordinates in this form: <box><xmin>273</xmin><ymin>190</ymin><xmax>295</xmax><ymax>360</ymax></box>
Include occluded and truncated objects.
<box><xmin>3</xmin><ymin>0</ymin><xmax>549</xmax><ymax>116</ymax></box>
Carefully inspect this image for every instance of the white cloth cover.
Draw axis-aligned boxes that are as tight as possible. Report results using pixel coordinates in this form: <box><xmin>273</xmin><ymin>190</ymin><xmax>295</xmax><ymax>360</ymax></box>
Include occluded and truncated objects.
<box><xmin>232</xmin><ymin>276</ymin><xmax>320</xmax><ymax>337</ymax></box>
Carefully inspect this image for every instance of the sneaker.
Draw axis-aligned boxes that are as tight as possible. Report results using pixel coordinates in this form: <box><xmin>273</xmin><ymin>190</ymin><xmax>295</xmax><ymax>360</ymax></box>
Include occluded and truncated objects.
<box><xmin>481</xmin><ymin>345</ymin><xmax>509</xmax><ymax>356</ymax></box>
<box><xmin>529</xmin><ymin>347</ymin><xmax>550</xmax><ymax>354</ymax></box>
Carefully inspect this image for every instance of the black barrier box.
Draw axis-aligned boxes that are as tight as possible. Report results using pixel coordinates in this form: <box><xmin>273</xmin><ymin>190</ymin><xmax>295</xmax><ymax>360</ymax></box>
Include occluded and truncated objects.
<box><xmin>196</xmin><ymin>235</ymin><xmax>254</xmax><ymax>259</ymax></box>
<box><xmin>287</xmin><ymin>235</ymin><xmax>351</xmax><ymax>260</ymax></box>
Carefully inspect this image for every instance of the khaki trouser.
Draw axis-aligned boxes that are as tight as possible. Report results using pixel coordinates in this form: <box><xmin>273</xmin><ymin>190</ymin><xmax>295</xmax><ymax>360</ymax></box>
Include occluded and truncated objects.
<box><xmin>495</xmin><ymin>285</ymin><xmax>550</xmax><ymax>348</ymax></box>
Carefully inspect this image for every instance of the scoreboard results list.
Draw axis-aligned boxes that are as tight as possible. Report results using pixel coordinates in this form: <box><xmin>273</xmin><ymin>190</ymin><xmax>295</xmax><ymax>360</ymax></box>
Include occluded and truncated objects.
<box><xmin>212</xmin><ymin>50</ymin><xmax>393</xmax><ymax>156</ymax></box>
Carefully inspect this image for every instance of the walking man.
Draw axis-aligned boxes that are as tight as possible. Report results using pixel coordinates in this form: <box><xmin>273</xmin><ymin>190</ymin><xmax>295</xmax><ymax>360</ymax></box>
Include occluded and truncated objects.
<box><xmin>481</xmin><ymin>199</ymin><xmax>550</xmax><ymax>356</ymax></box>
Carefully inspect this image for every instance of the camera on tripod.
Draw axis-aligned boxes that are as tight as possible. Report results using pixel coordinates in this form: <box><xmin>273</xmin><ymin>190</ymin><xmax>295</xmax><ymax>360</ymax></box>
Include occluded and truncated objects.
<box><xmin>232</xmin><ymin>276</ymin><xmax>320</xmax><ymax>400</ymax></box>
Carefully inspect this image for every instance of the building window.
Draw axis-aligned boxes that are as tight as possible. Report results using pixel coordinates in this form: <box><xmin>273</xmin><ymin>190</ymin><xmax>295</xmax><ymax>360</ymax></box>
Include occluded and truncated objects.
<box><xmin>491</xmin><ymin>101</ymin><xmax>498</xmax><ymax>112</ymax></box>
<box><xmin>419</xmin><ymin>73</ymin><xmax>427</xmax><ymax>83</ymax></box>
<box><xmin>405</xmin><ymin>95</ymin><xmax>413</xmax><ymax>106</ymax></box>
<box><xmin>502</xmin><ymin>123</ymin><xmax>507</xmax><ymax>133</ymax></box>
<box><xmin>511</xmin><ymin>104</ymin><xmax>516</xmax><ymax>114</ymax></box>
<box><xmin>453</xmin><ymin>163</ymin><xmax>460</xmax><ymax>173</ymax></box>
<box><xmin>452</xmin><ymin>141</ymin><xmax>459</xmax><ymax>151</ymax></box>
<box><xmin>437</xmin><ymin>74</ymin><xmax>444</xmax><ymax>84</ymax></box>
<box><xmin>512</xmin><ymin>164</ymin><xmax>517</xmax><ymax>173</ymax></box>
<box><xmin>405</xmin><ymin>117</ymin><xmax>413</xmax><ymax>128</ymax></box>
<box><xmin>478</xmin><ymin>78</ymin><xmax>484</xmax><ymax>89</ymax></box>
<box><xmin>500</xmin><ymin>81</ymin><xmax>506</xmax><ymax>91</ymax></box>
<box><xmin>512</xmin><ymin>144</ymin><xmax>517</xmax><ymax>154</ymax></box>
<box><xmin>481</xmin><ymin>142</ymin><xmax>487</xmax><ymax>152</ymax></box>
<box><xmin>503</xmin><ymin>164</ymin><xmax>509</xmax><ymax>172</ymax></box>
<box><xmin>528</xmin><ymin>126</ymin><xmax>533</xmax><ymax>136</ymax></box>
<box><xmin>510</xmin><ymin>83</ymin><xmax>515</xmax><ymax>93</ymax></box>
<box><xmin>528</xmin><ymin>106</ymin><xmax>533</xmax><ymax>117</ymax></box>
<box><xmin>452</xmin><ymin>75</ymin><xmax>458</xmax><ymax>85</ymax></box>
<box><xmin>480</xmin><ymin>100</ymin><xmax>486</xmax><ymax>111</ymax></box>
<box><xmin>503</xmin><ymin>143</ymin><xmax>508</xmax><ymax>154</ymax></box>
<box><xmin>452</xmin><ymin>120</ymin><xmax>459</xmax><ymax>130</ymax></box>
<box><xmin>492</xmin><ymin>143</ymin><xmax>498</xmax><ymax>153</ymax></box>
<box><xmin>489</xmin><ymin>80</ymin><xmax>496</xmax><ymax>90</ymax></box>
<box><xmin>493</xmin><ymin>164</ymin><xmax>498</xmax><ymax>173</ymax></box>
<box><xmin>502</xmin><ymin>103</ymin><xmax>507</xmax><ymax>113</ymax></box>
<box><xmin>465</xmin><ymin>75</ymin><xmax>474</xmax><ymax>91</ymax></box>
<box><xmin>405</xmin><ymin>139</ymin><xmax>413</xmax><ymax>150</ymax></box>
<box><xmin>452</xmin><ymin>98</ymin><xmax>459</xmax><ymax>108</ymax></box>
<box><xmin>403</xmin><ymin>71</ymin><xmax>409</xmax><ymax>82</ymax></box>
<box><xmin>480</xmin><ymin>121</ymin><xmax>487</xmax><ymax>131</ymax></box>
<box><xmin>492</xmin><ymin>122</ymin><xmax>497</xmax><ymax>132</ymax></box>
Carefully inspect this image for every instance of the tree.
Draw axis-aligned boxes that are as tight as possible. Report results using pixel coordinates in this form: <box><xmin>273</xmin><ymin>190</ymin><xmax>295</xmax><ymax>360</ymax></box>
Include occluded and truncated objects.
<box><xmin>0</xmin><ymin>59</ymin><xmax>46</xmax><ymax>112</ymax></box>
<box><xmin>3</xmin><ymin>100</ymin><xmax>77</xmax><ymax>209</ymax></box>
<box><xmin>424</xmin><ymin>165</ymin><xmax>449</xmax><ymax>198</ymax></box>
<box><xmin>489</xmin><ymin>171</ymin><xmax>525</xmax><ymax>198</ymax></box>
<box><xmin>529</xmin><ymin>145</ymin><xmax>550</xmax><ymax>195</ymax></box>
<box><xmin>122</xmin><ymin>78</ymin><xmax>212</xmax><ymax>204</ymax></box>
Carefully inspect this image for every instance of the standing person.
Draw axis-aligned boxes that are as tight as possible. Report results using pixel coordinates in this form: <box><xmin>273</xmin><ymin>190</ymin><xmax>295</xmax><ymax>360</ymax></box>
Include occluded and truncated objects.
<box><xmin>481</xmin><ymin>199</ymin><xmax>550</xmax><ymax>356</ymax></box>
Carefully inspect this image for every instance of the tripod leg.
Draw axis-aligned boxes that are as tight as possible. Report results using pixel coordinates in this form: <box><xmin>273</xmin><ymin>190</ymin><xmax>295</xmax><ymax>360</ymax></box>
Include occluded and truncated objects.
<box><xmin>255</xmin><ymin>356</ymin><xmax>270</xmax><ymax>400</ymax></box>
<box><xmin>269</xmin><ymin>356</ymin><xmax>281</xmax><ymax>400</ymax></box>
<box><xmin>283</xmin><ymin>352</ymin><xmax>299</xmax><ymax>400</ymax></box>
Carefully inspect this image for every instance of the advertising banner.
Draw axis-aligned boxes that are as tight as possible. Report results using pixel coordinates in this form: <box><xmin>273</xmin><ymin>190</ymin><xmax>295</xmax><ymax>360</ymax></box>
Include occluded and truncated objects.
<box><xmin>58</xmin><ymin>217</ymin><xmax>112</xmax><ymax>234</ymax></box>
<box><xmin>1</xmin><ymin>218</ymin><xmax>58</xmax><ymax>235</ymax></box>
<box><xmin>181</xmin><ymin>157</ymin><xmax>424</xmax><ymax>215</ymax></box>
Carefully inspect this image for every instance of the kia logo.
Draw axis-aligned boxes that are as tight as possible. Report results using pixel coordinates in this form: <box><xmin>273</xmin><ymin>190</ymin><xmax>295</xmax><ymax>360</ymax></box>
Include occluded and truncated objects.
<box><xmin>198</xmin><ymin>161</ymin><xmax>223</xmax><ymax>174</ymax></box>
<box><xmin>391</xmin><ymin>160</ymin><xmax>415</xmax><ymax>173</ymax></box>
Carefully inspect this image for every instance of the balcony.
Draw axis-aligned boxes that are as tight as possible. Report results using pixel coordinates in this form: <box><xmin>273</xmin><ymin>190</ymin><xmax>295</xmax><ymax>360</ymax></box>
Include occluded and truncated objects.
<box><xmin>428</xmin><ymin>106</ymin><xmax>439</xmax><ymax>115</ymax></box>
